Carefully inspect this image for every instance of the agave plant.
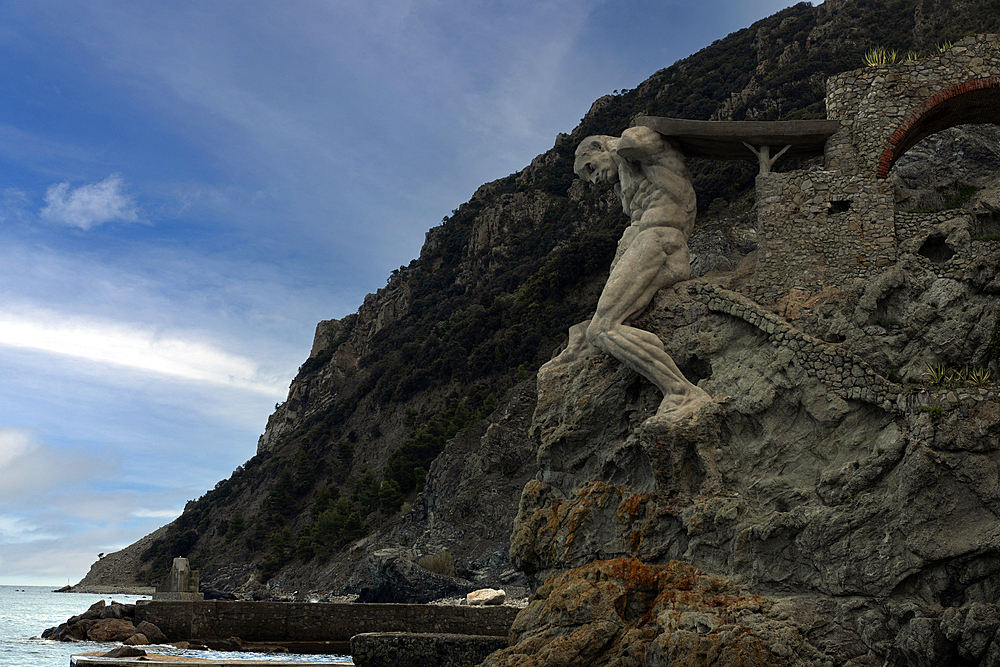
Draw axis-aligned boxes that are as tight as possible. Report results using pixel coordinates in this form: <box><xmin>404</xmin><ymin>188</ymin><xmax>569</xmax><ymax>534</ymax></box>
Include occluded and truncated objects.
<box><xmin>922</xmin><ymin>363</ymin><xmax>948</xmax><ymax>386</ymax></box>
<box><xmin>968</xmin><ymin>367</ymin><xmax>993</xmax><ymax>387</ymax></box>
<box><xmin>865</xmin><ymin>46</ymin><xmax>901</xmax><ymax>66</ymax></box>
<box><xmin>945</xmin><ymin>367</ymin><xmax>968</xmax><ymax>388</ymax></box>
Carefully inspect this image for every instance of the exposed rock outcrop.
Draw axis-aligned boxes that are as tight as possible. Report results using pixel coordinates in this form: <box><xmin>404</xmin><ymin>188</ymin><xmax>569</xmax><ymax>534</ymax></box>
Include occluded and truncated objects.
<box><xmin>504</xmin><ymin>256</ymin><xmax>1000</xmax><ymax>664</ymax></box>
<box><xmin>356</xmin><ymin>552</ymin><xmax>476</xmax><ymax>604</ymax></box>
<box><xmin>483</xmin><ymin>559</ymin><xmax>827</xmax><ymax>667</ymax></box>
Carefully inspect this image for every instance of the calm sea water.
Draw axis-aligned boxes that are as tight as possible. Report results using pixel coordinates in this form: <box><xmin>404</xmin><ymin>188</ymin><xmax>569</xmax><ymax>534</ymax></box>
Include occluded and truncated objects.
<box><xmin>0</xmin><ymin>585</ymin><xmax>352</xmax><ymax>666</ymax></box>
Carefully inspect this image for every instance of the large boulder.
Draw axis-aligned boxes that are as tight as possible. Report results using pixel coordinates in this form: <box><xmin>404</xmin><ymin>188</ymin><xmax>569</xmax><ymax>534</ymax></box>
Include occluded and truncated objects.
<box><xmin>357</xmin><ymin>552</ymin><xmax>476</xmax><ymax>604</ymax></box>
<box><xmin>69</xmin><ymin>599</ymin><xmax>106</xmax><ymax>624</ymax></box>
<box><xmin>136</xmin><ymin>621</ymin><xmax>168</xmax><ymax>644</ymax></box>
<box><xmin>104</xmin><ymin>646</ymin><xmax>147</xmax><ymax>658</ymax></box>
<box><xmin>87</xmin><ymin>619</ymin><xmax>138</xmax><ymax>643</ymax></box>
<box><xmin>467</xmin><ymin>588</ymin><xmax>506</xmax><ymax>606</ymax></box>
<box><xmin>99</xmin><ymin>601</ymin><xmax>134</xmax><ymax>619</ymax></box>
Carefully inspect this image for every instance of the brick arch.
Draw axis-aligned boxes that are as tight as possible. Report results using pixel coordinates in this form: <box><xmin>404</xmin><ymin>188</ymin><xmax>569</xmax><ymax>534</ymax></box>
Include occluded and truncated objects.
<box><xmin>876</xmin><ymin>77</ymin><xmax>1000</xmax><ymax>179</ymax></box>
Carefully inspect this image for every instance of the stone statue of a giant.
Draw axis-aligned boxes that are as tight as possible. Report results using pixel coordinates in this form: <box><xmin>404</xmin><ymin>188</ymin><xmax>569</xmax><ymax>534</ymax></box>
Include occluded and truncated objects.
<box><xmin>547</xmin><ymin>125</ymin><xmax>712</xmax><ymax>422</ymax></box>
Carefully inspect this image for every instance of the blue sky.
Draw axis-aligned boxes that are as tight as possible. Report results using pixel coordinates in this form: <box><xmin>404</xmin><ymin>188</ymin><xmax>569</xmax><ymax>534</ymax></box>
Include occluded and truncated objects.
<box><xmin>0</xmin><ymin>0</ymin><xmax>807</xmax><ymax>586</ymax></box>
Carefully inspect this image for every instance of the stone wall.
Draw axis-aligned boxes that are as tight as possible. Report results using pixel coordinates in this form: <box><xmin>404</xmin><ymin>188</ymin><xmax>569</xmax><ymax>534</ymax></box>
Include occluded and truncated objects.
<box><xmin>825</xmin><ymin>34</ymin><xmax>1000</xmax><ymax>177</ymax></box>
<box><xmin>894</xmin><ymin>210</ymin><xmax>960</xmax><ymax>242</ymax></box>
<box><xmin>134</xmin><ymin>600</ymin><xmax>517</xmax><ymax>642</ymax></box>
<box><xmin>748</xmin><ymin>34</ymin><xmax>1000</xmax><ymax>304</ymax></box>
<box><xmin>686</xmin><ymin>281</ymin><xmax>998</xmax><ymax>414</ymax></box>
<box><xmin>750</xmin><ymin>171</ymin><xmax>894</xmax><ymax>304</ymax></box>
<box><xmin>351</xmin><ymin>632</ymin><xmax>509</xmax><ymax>667</ymax></box>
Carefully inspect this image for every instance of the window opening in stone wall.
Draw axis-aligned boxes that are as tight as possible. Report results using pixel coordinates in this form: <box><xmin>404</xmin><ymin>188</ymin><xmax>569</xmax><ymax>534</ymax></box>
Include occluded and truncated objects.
<box><xmin>917</xmin><ymin>235</ymin><xmax>955</xmax><ymax>263</ymax></box>
<box><xmin>829</xmin><ymin>200</ymin><xmax>851</xmax><ymax>214</ymax></box>
<box><xmin>973</xmin><ymin>213</ymin><xmax>1000</xmax><ymax>240</ymax></box>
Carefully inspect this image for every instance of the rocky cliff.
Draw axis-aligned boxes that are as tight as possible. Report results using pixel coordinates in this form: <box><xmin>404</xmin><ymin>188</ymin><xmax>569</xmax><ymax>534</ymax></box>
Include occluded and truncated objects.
<box><xmin>501</xmin><ymin>248</ymin><xmax>1000</xmax><ymax>663</ymax></box>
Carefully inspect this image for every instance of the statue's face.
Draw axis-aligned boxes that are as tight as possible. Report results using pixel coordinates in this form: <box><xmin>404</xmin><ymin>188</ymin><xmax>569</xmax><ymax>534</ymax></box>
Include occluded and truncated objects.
<box><xmin>574</xmin><ymin>138</ymin><xmax>618</xmax><ymax>185</ymax></box>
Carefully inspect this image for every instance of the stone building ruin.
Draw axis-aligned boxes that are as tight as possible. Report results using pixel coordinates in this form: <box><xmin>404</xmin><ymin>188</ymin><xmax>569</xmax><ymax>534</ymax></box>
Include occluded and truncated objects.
<box><xmin>638</xmin><ymin>34</ymin><xmax>1000</xmax><ymax>307</ymax></box>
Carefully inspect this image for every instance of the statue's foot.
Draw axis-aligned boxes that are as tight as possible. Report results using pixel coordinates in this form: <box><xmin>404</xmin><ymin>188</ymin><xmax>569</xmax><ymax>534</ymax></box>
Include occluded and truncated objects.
<box><xmin>645</xmin><ymin>387</ymin><xmax>714</xmax><ymax>426</ymax></box>
<box><xmin>542</xmin><ymin>320</ymin><xmax>600</xmax><ymax>368</ymax></box>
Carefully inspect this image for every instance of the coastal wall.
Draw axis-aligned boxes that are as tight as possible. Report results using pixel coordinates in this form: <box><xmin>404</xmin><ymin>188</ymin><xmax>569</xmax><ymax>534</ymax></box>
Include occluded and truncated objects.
<box><xmin>134</xmin><ymin>600</ymin><xmax>517</xmax><ymax>642</ymax></box>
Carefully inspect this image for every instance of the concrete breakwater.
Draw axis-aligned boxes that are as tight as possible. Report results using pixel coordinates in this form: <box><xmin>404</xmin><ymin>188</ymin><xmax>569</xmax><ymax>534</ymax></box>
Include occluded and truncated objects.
<box><xmin>134</xmin><ymin>599</ymin><xmax>518</xmax><ymax>643</ymax></box>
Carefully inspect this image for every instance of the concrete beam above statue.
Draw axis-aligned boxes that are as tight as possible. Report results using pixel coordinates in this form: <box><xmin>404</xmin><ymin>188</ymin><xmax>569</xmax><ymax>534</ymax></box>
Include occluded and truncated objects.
<box><xmin>632</xmin><ymin>116</ymin><xmax>840</xmax><ymax>165</ymax></box>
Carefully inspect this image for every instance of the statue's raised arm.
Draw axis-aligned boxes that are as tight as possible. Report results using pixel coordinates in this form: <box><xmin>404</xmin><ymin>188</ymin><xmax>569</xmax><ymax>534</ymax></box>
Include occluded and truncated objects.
<box><xmin>614</xmin><ymin>125</ymin><xmax>667</xmax><ymax>162</ymax></box>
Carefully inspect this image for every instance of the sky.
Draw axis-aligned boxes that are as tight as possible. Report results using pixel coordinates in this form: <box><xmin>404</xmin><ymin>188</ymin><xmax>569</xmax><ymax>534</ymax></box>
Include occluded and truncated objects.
<box><xmin>0</xmin><ymin>0</ymin><xmax>808</xmax><ymax>586</ymax></box>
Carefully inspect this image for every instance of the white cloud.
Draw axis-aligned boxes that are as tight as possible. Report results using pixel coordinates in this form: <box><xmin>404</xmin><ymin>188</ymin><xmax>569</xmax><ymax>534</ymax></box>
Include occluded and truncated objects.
<box><xmin>40</xmin><ymin>174</ymin><xmax>139</xmax><ymax>230</ymax></box>
<box><xmin>0</xmin><ymin>427</ymin><xmax>34</xmax><ymax>469</ymax></box>
<box><xmin>0</xmin><ymin>309</ymin><xmax>286</xmax><ymax>397</ymax></box>
<box><xmin>0</xmin><ymin>515</ymin><xmax>55</xmax><ymax>544</ymax></box>
<box><xmin>131</xmin><ymin>508</ymin><xmax>182</xmax><ymax>520</ymax></box>
<box><xmin>0</xmin><ymin>428</ymin><xmax>107</xmax><ymax>503</ymax></box>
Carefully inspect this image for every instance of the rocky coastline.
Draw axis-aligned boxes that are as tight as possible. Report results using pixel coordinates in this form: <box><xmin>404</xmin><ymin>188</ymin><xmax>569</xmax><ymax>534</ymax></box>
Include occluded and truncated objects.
<box><xmin>61</xmin><ymin>10</ymin><xmax>1000</xmax><ymax>665</ymax></box>
<box><xmin>41</xmin><ymin>599</ymin><xmax>168</xmax><ymax>646</ymax></box>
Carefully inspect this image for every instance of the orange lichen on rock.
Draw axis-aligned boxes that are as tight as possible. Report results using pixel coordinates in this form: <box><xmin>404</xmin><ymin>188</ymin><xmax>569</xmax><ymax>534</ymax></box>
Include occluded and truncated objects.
<box><xmin>616</xmin><ymin>492</ymin><xmax>653</xmax><ymax>521</ymax></box>
<box><xmin>482</xmin><ymin>558</ymin><xmax>824</xmax><ymax>667</ymax></box>
<box><xmin>511</xmin><ymin>481</ymin><xmax>666</xmax><ymax>572</ymax></box>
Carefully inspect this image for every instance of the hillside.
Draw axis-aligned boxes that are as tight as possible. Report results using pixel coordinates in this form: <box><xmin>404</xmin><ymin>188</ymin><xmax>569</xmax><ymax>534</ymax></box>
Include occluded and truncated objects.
<box><xmin>77</xmin><ymin>0</ymin><xmax>1000</xmax><ymax>598</ymax></box>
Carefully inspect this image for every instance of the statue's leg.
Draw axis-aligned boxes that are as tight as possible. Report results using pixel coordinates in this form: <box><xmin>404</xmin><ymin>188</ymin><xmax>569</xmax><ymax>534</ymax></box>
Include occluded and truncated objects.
<box><xmin>610</xmin><ymin>224</ymin><xmax>640</xmax><ymax>271</ymax></box>
<box><xmin>586</xmin><ymin>227</ymin><xmax>711</xmax><ymax>420</ymax></box>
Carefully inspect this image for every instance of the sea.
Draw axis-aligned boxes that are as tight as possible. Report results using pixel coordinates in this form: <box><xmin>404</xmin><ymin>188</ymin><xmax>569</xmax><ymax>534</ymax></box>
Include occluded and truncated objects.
<box><xmin>0</xmin><ymin>585</ymin><xmax>353</xmax><ymax>666</ymax></box>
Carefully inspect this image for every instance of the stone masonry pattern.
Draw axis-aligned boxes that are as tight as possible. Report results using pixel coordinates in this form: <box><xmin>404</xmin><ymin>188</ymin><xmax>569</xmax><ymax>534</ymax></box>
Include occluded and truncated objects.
<box><xmin>686</xmin><ymin>281</ymin><xmax>997</xmax><ymax>414</ymax></box>
<box><xmin>747</xmin><ymin>35</ymin><xmax>1000</xmax><ymax>305</ymax></box>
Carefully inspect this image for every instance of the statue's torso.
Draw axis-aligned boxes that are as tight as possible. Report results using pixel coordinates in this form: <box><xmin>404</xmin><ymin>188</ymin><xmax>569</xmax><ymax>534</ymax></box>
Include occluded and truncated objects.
<box><xmin>618</xmin><ymin>164</ymin><xmax>695</xmax><ymax>239</ymax></box>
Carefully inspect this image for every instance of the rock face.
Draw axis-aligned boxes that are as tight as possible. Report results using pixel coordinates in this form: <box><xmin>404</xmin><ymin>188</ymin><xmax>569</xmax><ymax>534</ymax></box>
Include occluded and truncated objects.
<box><xmin>482</xmin><ymin>559</ymin><xmax>826</xmax><ymax>667</ymax></box>
<box><xmin>505</xmin><ymin>253</ymin><xmax>1000</xmax><ymax>664</ymax></box>
<box><xmin>356</xmin><ymin>552</ymin><xmax>476</xmax><ymax>604</ymax></box>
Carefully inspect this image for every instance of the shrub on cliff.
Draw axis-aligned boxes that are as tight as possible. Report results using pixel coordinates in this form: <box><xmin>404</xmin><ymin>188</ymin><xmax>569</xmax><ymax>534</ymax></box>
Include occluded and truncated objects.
<box><xmin>417</xmin><ymin>551</ymin><xmax>454</xmax><ymax>578</ymax></box>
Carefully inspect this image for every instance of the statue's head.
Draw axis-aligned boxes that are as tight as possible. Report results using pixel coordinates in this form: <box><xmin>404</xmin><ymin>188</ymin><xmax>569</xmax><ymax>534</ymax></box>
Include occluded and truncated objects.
<box><xmin>574</xmin><ymin>135</ymin><xmax>619</xmax><ymax>185</ymax></box>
